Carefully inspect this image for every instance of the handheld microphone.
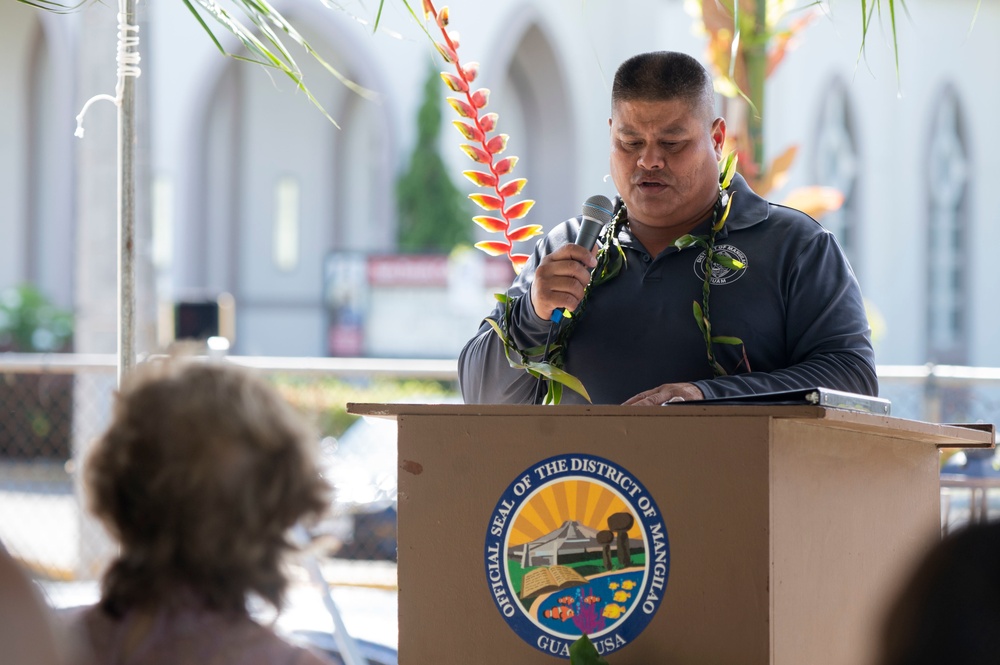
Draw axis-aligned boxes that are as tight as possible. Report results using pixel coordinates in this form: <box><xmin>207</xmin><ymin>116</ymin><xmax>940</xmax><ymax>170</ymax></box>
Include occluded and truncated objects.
<box><xmin>534</xmin><ymin>194</ymin><xmax>615</xmax><ymax>404</ymax></box>
<box><xmin>577</xmin><ymin>194</ymin><xmax>614</xmax><ymax>250</ymax></box>
<box><xmin>550</xmin><ymin>195</ymin><xmax>615</xmax><ymax>324</ymax></box>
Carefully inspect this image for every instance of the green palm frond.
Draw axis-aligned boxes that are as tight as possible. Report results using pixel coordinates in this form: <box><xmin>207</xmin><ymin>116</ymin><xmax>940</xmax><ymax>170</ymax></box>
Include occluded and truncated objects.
<box><xmin>373</xmin><ymin>0</ymin><xmax>427</xmax><ymax>38</ymax></box>
<box><xmin>858</xmin><ymin>0</ymin><xmax>910</xmax><ymax>82</ymax></box>
<box><xmin>15</xmin><ymin>0</ymin><xmax>90</xmax><ymax>13</ymax></box>
<box><xmin>183</xmin><ymin>0</ymin><xmax>382</xmax><ymax>125</ymax></box>
<box><xmin>18</xmin><ymin>0</ymin><xmax>383</xmax><ymax>125</ymax></box>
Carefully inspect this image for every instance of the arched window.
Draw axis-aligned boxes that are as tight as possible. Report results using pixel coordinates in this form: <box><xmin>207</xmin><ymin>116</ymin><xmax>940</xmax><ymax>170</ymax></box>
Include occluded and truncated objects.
<box><xmin>925</xmin><ymin>87</ymin><xmax>970</xmax><ymax>364</ymax></box>
<box><xmin>813</xmin><ymin>78</ymin><xmax>859</xmax><ymax>268</ymax></box>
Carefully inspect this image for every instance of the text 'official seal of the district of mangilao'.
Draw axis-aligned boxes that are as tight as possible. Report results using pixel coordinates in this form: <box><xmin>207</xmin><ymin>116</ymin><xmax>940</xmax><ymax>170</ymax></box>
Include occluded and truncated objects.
<box><xmin>484</xmin><ymin>454</ymin><xmax>669</xmax><ymax>659</ymax></box>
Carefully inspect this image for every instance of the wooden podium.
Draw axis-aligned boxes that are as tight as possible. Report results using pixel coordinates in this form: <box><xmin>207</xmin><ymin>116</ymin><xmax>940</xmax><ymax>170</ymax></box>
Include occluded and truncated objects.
<box><xmin>348</xmin><ymin>403</ymin><xmax>994</xmax><ymax>665</ymax></box>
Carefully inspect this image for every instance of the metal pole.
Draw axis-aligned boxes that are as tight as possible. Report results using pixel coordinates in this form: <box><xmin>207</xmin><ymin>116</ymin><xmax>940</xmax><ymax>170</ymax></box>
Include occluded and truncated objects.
<box><xmin>292</xmin><ymin>526</ymin><xmax>367</xmax><ymax>665</ymax></box>
<box><xmin>118</xmin><ymin>0</ymin><xmax>137</xmax><ymax>385</ymax></box>
<box><xmin>924</xmin><ymin>363</ymin><xmax>942</xmax><ymax>423</ymax></box>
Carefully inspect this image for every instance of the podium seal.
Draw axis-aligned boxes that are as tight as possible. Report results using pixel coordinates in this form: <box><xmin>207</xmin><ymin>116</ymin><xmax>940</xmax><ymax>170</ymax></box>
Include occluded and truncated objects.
<box><xmin>484</xmin><ymin>453</ymin><xmax>669</xmax><ymax>659</ymax></box>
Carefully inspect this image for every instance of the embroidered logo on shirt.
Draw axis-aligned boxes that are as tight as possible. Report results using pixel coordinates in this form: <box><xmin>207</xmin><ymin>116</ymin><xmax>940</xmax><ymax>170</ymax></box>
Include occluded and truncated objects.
<box><xmin>693</xmin><ymin>244</ymin><xmax>748</xmax><ymax>285</ymax></box>
<box><xmin>484</xmin><ymin>454</ymin><xmax>669</xmax><ymax>659</ymax></box>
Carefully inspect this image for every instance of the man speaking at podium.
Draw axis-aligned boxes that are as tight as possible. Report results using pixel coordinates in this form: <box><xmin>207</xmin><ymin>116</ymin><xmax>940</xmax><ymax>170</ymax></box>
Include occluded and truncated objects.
<box><xmin>459</xmin><ymin>51</ymin><xmax>877</xmax><ymax>406</ymax></box>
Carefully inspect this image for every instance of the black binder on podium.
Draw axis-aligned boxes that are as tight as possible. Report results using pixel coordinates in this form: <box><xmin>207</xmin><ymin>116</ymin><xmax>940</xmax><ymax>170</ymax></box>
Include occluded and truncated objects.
<box><xmin>672</xmin><ymin>386</ymin><xmax>892</xmax><ymax>415</ymax></box>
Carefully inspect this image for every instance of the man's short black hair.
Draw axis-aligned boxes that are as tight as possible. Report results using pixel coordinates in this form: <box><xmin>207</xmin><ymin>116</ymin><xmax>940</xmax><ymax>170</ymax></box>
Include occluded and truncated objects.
<box><xmin>612</xmin><ymin>51</ymin><xmax>716</xmax><ymax>118</ymax></box>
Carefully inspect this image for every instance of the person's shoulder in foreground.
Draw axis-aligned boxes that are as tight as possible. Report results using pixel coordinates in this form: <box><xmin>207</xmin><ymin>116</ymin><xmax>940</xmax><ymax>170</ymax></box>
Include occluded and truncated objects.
<box><xmin>0</xmin><ymin>545</ymin><xmax>73</xmax><ymax>665</ymax></box>
<box><xmin>74</xmin><ymin>600</ymin><xmax>331</xmax><ymax>665</ymax></box>
<box><xmin>459</xmin><ymin>50</ymin><xmax>876</xmax><ymax>405</ymax></box>
<box><xmin>877</xmin><ymin>521</ymin><xmax>1000</xmax><ymax>665</ymax></box>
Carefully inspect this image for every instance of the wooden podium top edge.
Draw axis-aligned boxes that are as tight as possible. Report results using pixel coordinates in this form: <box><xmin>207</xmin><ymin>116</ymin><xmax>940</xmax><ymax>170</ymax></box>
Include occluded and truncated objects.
<box><xmin>346</xmin><ymin>402</ymin><xmax>995</xmax><ymax>448</ymax></box>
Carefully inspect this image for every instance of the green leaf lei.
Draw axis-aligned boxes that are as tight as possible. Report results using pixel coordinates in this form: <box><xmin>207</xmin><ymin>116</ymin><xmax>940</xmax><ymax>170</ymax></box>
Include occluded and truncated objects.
<box><xmin>674</xmin><ymin>151</ymin><xmax>752</xmax><ymax>378</ymax></box>
<box><xmin>488</xmin><ymin>152</ymin><xmax>748</xmax><ymax>404</ymax></box>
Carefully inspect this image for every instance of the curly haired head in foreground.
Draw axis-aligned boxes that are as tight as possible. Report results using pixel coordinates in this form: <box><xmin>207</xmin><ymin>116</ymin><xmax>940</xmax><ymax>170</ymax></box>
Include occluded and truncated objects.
<box><xmin>85</xmin><ymin>359</ymin><xmax>330</xmax><ymax>618</ymax></box>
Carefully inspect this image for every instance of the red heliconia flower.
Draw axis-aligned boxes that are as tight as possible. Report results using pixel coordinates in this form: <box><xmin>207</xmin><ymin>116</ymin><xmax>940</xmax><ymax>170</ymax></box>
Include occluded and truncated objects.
<box><xmin>469</xmin><ymin>193</ymin><xmax>504</xmax><ymax>211</ymax></box>
<box><xmin>484</xmin><ymin>134</ymin><xmax>508</xmax><ymax>155</ymax></box>
<box><xmin>422</xmin><ymin>1</ymin><xmax>540</xmax><ymax>273</ymax></box>
<box><xmin>446</xmin><ymin>97</ymin><xmax>475</xmax><ymax>118</ymax></box>
<box><xmin>476</xmin><ymin>241</ymin><xmax>513</xmax><ymax>257</ymax></box>
<box><xmin>493</xmin><ymin>156</ymin><xmax>517</xmax><ymax>176</ymax></box>
<box><xmin>463</xmin><ymin>170</ymin><xmax>498</xmax><ymax>187</ymax></box>
<box><xmin>472</xmin><ymin>215</ymin><xmax>506</xmax><ymax>232</ymax></box>
<box><xmin>507</xmin><ymin>224</ymin><xmax>543</xmax><ymax>242</ymax></box>
<box><xmin>497</xmin><ymin>178</ymin><xmax>526</xmax><ymax>198</ymax></box>
<box><xmin>453</xmin><ymin>120</ymin><xmax>484</xmax><ymax>143</ymax></box>
<box><xmin>504</xmin><ymin>200</ymin><xmax>534</xmax><ymax>221</ymax></box>
<box><xmin>440</xmin><ymin>72</ymin><xmax>468</xmax><ymax>93</ymax></box>
<box><xmin>461</xmin><ymin>62</ymin><xmax>479</xmax><ymax>82</ymax></box>
<box><xmin>478</xmin><ymin>112</ymin><xmax>497</xmax><ymax>132</ymax></box>
<box><xmin>470</xmin><ymin>88</ymin><xmax>489</xmax><ymax>108</ymax></box>
<box><xmin>433</xmin><ymin>41</ymin><xmax>457</xmax><ymax>63</ymax></box>
<box><xmin>460</xmin><ymin>144</ymin><xmax>492</xmax><ymax>164</ymax></box>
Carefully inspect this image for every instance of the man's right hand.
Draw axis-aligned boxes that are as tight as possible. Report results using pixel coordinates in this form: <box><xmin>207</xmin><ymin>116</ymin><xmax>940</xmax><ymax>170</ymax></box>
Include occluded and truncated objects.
<box><xmin>529</xmin><ymin>244</ymin><xmax>598</xmax><ymax>321</ymax></box>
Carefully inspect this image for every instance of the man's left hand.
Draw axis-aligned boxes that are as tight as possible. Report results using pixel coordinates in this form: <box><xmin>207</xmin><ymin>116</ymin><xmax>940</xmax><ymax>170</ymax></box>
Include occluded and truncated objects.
<box><xmin>623</xmin><ymin>383</ymin><xmax>704</xmax><ymax>406</ymax></box>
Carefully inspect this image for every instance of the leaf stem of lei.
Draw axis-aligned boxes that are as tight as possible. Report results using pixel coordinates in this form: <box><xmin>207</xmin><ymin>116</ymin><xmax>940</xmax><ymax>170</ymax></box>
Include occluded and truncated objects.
<box><xmin>676</xmin><ymin>151</ymin><xmax>751</xmax><ymax>377</ymax></box>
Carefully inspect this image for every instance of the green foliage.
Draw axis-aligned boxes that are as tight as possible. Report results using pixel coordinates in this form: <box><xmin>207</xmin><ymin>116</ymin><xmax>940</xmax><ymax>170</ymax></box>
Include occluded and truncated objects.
<box><xmin>570</xmin><ymin>634</ymin><xmax>610</xmax><ymax>665</ymax></box>
<box><xmin>396</xmin><ymin>61</ymin><xmax>472</xmax><ymax>252</ymax></box>
<box><xmin>487</xmin><ymin>295</ymin><xmax>592</xmax><ymax>404</ymax></box>
<box><xmin>270</xmin><ymin>375</ymin><xmax>458</xmax><ymax>438</ymax></box>
<box><xmin>0</xmin><ymin>284</ymin><xmax>73</xmax><ymax>353</ymax></box>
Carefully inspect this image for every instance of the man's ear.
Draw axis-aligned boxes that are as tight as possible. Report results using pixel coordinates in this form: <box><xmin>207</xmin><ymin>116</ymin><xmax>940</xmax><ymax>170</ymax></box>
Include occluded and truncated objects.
<box><xmin>711</xmin><ymin>117</ymin><xmax>726</xmax><ymax>159</ymax></box>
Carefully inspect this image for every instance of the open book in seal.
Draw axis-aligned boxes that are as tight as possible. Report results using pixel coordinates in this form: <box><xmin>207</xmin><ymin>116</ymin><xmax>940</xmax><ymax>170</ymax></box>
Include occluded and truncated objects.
<box><xmin>667</xmin><ymin>387</ymin><xmax>891</xmax><ymax>416</ymax></box>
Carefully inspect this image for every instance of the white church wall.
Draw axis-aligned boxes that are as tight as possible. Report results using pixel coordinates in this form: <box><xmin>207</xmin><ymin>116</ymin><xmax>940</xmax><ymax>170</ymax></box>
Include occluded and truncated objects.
<box><xmin>765</xmin><ymin>0</ymin><xmax>997</xmax><ymax>367</ymax></box>
<box><xmin>769</xmin><ymin>2</ymin><xmax>923</xmax><ymax>365</ymax></box>
<box><xmin>0</xmin><ymin>5</ymin><xmax>36</xmax><ymax>291</ymax></box>
<box><xmin>26</xmin><ymin>14</ymin><xmax>77</xmax><ymax>311</ymax></box>
<box><xmin>923</xmin><ymin>0</ymin><xmax>1000</xmax><ymax>367</ymax></box>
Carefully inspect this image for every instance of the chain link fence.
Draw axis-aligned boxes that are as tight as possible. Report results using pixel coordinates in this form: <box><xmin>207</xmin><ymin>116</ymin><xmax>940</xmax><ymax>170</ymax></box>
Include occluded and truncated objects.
<box><xmin>1</xmin><ymin>355</ymin><xmax>997</xmax><ymax>584</ymax></box>
<box><xmin>0</xmin><ymin>357</ymin><xmax>117</xmax><ymax>581</ymax></box>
